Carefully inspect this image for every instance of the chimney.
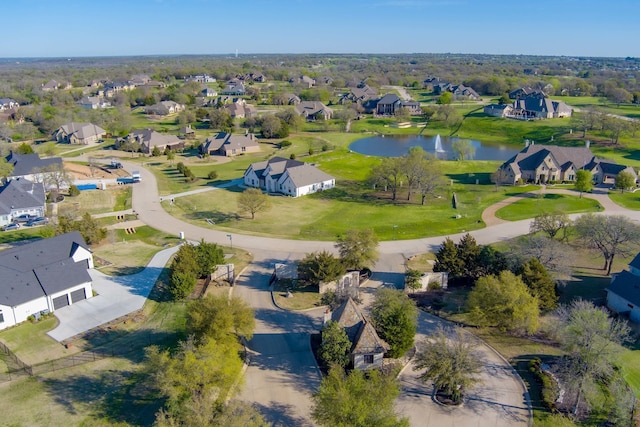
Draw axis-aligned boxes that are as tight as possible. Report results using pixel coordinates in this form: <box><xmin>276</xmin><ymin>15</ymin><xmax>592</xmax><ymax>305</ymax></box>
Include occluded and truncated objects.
<box><xmin>525</xmin><ymin>139</ymin><xmax>530</xmax><ymax>147</ymax></box>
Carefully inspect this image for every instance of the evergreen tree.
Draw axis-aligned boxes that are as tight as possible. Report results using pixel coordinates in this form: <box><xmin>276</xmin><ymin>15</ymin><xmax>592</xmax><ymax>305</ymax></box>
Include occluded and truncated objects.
<box><xmin>518</xmin><ymin>258</ymin><xmax>558</xmax><ymax>311</ymax></box>
<box><xmin>318</xmin><ymin>321</ymin><xmax>351</xmax><ymax>369</ymax></box>
<box><xmin>433</xmin><ymin>237</ymin><xmax>463</xmax><ymax>278</ymax></box>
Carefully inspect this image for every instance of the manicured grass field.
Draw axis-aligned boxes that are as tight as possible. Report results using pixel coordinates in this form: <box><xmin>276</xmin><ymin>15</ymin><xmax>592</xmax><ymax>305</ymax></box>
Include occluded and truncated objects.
<box><xmin>608</xmin><ymin>190</ymin><xmax>640</xmax><ymax>210</ymax></box>
<box><xmin>494</xmin><ymin>193</ymin><xmax>602</xmax><ymax>221</ymax></box>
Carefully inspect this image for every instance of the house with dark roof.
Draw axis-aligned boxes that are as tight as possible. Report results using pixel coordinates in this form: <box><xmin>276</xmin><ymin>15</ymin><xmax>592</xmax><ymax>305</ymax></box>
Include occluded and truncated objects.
<box><xmin>220</xmin><ymin>80</ymin><xmax>246</xmax><ymax>96</ymax></box>
<box><xmin>244</xmin><ymin>156</ymin><xmax>335</xmax><ymax>197</ymax></box>
<box><xmin>119</xmin><ymin>129</ymin><xmax>184</xmax><ymax>154</ymax></box>
<box><xmin>0</xmin><ymin>178</ymin><xmax>45</xmax><ymax>227</ymax></box>
<box><xmin>6</xmin><ymin>152</ymin><xmax>64</xmax><ymax>183</ymax></box>
<box><xmin>495</xmin><ymin>142</ymin><xmax>637</xmax><ymax>185</ymax></box>
<box><xmin>607</xmin><ymin>253</ymin><xmax>640</xmax><ymax>324</ymax></box>
<box><xmin>339</xmin><ymin>85</ymin><xmax>379</xmax><ymax>106</ymax></box>
<box><xmin>375</xmin><ymin>94</ymin><xmax>421</xmax><ymax>116</ymax></box>
<box><xmin>294</xmin><ymin>101</ymin><xmax>333</xmax><ymax>121</ymax></box>
<box><xmin>509</xmin><ymin>87</ymin><xmax>545</xmax><ymax>100</ymax></box>
<box><xmin>511</xmin><ymin>94</ymin><xmax>573</xmax><ymax>119</ymax></box>
<box><xmin>323</xmin><ymin>297</ymin><xmax>390</xmax><ymax>370</ymax></box>
<box><xmin>0</xmin><ymin>232</ymin><xmax>94</xmax><ymax>330</ymax></box>
<box><xmin>53</xmin><ymin>122</ymin><xmax>106</xmax><ymax>144</ymax></box>
<box><xmin>201</xmin><ymin>132</ymin><xmax>260</xmax><ymax>157</ymax></box>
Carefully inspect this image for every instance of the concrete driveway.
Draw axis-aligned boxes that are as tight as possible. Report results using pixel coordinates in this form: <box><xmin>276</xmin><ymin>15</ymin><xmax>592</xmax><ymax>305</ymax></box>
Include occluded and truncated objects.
<box><xmin>47</xmin><ymin>245</ymin><xmax>180</xmax><ymax>342</ymax></box>
<box><xmin>396</xmin><ymin>312</ymin><xmax>530</xmax><ymax>427</ymax></box>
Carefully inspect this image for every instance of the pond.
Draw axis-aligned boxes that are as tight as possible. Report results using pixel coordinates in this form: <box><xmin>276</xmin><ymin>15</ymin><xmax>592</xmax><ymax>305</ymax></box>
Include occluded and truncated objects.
<box><xmin>349</xmin><ymin>134</ymin><xmax>520</xmax><ymax>161</ymax></box>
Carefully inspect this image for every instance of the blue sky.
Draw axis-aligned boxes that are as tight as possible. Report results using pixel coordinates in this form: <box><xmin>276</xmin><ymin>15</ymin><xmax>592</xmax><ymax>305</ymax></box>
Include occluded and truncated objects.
<box><xmin>3</xmin><ymin>0</ymin><xmax>639</xmax><ymax>58</ymax></box>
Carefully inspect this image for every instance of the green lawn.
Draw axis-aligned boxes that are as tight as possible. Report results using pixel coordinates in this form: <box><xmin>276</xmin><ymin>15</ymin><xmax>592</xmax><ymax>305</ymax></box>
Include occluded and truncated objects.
<box><xmin>608</xmin><ymin>190</ymin><xmax>640</xmax><ymax>210</ymax></box>
<box><xmin>0</xmin><ymin>317</ymin><xmax>69</xmax><ymax>365</ymax></box>
<box><xmin>495</xmin><ymin>193</ymin><xmax>602</xmax><ymax>221</ymax></box>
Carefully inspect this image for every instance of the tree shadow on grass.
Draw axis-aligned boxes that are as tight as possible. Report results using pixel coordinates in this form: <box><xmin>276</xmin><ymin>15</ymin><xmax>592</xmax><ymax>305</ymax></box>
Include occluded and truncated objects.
<box><xmin>43</xmin><ymin>368</ymin><xmax>162</xmax><ymax>426</ymax></box>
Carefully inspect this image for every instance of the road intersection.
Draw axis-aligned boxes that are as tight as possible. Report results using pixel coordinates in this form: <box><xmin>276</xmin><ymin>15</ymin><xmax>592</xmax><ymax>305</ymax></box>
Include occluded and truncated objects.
<box><xmin>82</xmin><ymin>160</ymin><xmax>640</xmax><ymax>426</ymax></box>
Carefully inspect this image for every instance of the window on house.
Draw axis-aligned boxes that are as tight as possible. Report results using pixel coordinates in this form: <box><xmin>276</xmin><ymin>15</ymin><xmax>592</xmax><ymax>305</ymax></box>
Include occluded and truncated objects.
<box><xmin>364</xmin><ymin>354</ymin><xmax>374</xmax><ymax>364</ymax></box>
<box><xmin>0</xmin><ymin>310</ymin><xmax>4</xmax><ymax>323</ymax></box>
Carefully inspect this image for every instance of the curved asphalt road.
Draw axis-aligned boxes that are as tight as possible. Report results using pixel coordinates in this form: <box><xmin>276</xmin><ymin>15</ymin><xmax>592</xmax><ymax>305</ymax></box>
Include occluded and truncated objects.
<box><xmin>124</xmin><ymin>160</ymin><xmax>640</xmax><ymax>426</ymax></box>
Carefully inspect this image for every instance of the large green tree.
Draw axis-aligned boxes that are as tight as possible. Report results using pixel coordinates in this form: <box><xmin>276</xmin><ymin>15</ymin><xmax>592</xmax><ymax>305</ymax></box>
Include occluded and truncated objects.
<box><xmin>574</xmin><ymin>169</ymin><xmax>593</xmax><ymax>197</ymax></box>
<box><xmin>186</xmin><ymin>294</ymin><xmax>255</xmax><ymax>343</ymax></box>
<box><xmin>311</xmin><ymin>366</ymin><xmax>409</xmax><ymax>427</ymax></box>
<box><xmin>145</xmin><ymin>337</ymin><xmax>245</xmax><ymax>424</ymax></box>
<box><xmin>169</xmin><ymin>243</ymin><xmax>200</xmax><ymax>299</ymax></box>
<box><xmin>518</xmin><ymin>258</ymin><xmax>557</xmax><ymax>311</ymax></box>
<box><xmin>298</xmin><ymin>250</ymin><xmax>345</xmax><ymax>285</ymax></box>
<box><xmin>335</xmin><ymin>228</ymin><xmax>379</xmax><ymax>271</ymax></box>
<box><xmin>318</xmin><ymin>321</ymin><xmax>351</xmax><ymax>369</ymax></box>
<box><xmin>467</xmin><ymin>270</ymin><xmax>539</xmax><ymax>334</ymax></box>
<box><xmin>433</xmin><ymin>237</ymin><xmax>463</xmax><ymax>278</ymax></box>
<box><xmin>195</xmin><ymin>239</ymin><xmax>225</xmax><ymax>278</ymax></box>
<box><xmin>615</xmin><ymin>170</ymin><xmax>636</xmax><ymax>193</ymax></box>
<box><xmin>413</xmin><ymin>326</ymin><xmax>481</xmax><ymax>404</ymax></box>
<box><xmin>574</xmin><ymin>214</ymin><xmax>640</xmax><ymax>275</ymax></box>
<box><xmin>371</xmin><ymin>288</ymin><xmax>418</xmax><ymax>358</ymax></box>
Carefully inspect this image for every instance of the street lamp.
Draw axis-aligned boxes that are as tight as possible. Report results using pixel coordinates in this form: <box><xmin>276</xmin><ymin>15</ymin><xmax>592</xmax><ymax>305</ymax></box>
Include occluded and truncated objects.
<box><xmin>226</xmin><ymin>234</ymin><xmax>233</xmax><ymax>249</ymax></box>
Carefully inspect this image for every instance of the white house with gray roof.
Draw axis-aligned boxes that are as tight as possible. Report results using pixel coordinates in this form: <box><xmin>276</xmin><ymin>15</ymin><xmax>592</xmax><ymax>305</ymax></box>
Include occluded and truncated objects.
<box><xmin>244</xmin><ymin>156</ymin><xmax>335</xmax><ymax>197</ymax></box>
<box><xmin>0</xmin><ymin>178</ymin><xmax>45</xmax><ymax>227</ymax></box>
<box><xmin>0</xmin><ymin>231</ymin><xmax>93</xmax><ymax>330</ymax></box>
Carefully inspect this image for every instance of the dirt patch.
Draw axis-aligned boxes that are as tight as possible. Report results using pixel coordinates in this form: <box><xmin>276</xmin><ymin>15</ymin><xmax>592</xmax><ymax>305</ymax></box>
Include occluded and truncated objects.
<box><xmin>64</xmin><ymin>162</ymin><xmax>130</xmax><ymax>180</ymax></box>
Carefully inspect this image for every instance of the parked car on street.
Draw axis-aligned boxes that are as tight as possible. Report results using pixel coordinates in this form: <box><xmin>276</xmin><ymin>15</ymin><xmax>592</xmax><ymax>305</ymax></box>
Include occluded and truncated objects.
<box><xmin>25</xmin><ymin>217</ymin><xmax>49</xmax><ymax>227</ymax></box>
<box><xmin>2</xmin><ymin>223</ymin><xmax>20</xmax><ymax>231</ymax></box>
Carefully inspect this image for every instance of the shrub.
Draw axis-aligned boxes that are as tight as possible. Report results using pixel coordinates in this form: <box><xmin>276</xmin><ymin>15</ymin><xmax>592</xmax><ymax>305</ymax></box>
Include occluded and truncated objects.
<box><xmin>207</xmin><ymin>170</ymin><xmax>218</xmax><ymax>180</ymax></box>
<box><xmin>279</xmin><ymin>140</ymin><xmax>292</xmax><ymax>148</ymax></box>
<box><xmin>68</xmin><ymin>185</ymin><xmax>80</xmax><ymax>196</ymax></box>
<box><xmin>290</xmin><ymin>153</ymin><xmax>296</xmax><ymax>160</ymax></box>
<box><xmin>528</xmin><ymin>358</ymin><xmax>558</xmax><ymax>411</ymax></box>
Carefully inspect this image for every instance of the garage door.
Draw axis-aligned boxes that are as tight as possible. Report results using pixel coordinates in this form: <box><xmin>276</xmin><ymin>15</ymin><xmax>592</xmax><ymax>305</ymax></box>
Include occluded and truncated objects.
<box><xmin>53</xmin><ymin>295</ymin><xmax>69</xmax><ymax>310</ymax></box>
<box><xmin>70</xmin><ymin>288</ymin><xmax>86</xmax><ymax>303</ymax></box>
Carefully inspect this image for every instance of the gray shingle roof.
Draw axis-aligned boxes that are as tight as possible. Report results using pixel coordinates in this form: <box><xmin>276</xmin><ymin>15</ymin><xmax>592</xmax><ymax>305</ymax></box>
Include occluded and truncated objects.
<box><xmin>0</xmin><ymin>178</ymin><xmax>45</xmax><ymax>216</ymax></box>
<box><xmin>331</xmin><ymin>297</ymin><xmax>389</xmax><ymax>355</ymax></box>
<box><xmin>6</xmin><ymin>152</ymin><xmax>63</xmax><ymax>178</ymax></box>
<box><xmin>608</xmin><ymin>270</ymin><xmax>640</xmax><ymax>307</ymax></box>
<box><xmin>284</xmin><ymin>164</ymin><xmax>334</xmax><ymax>188</ymax></box>
<box><xmin>0</xmin><ymin>232</ymin><xmax>91</xmax><ymax>306</ymax></box>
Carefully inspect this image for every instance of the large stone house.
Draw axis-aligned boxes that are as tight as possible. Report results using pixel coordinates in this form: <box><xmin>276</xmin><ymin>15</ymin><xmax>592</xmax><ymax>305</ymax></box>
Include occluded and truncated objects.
<box><xmin>201</xmin><ymin>132</ymin><xmax>260</xmax><ymax>157</ymax></box>
<box><xmin>145</xmin><ymin>101</ymin><xmax>185</xmax><ymax>115</ymax></box>
<box><xmin>0</xmin><ymin>232</ymin><xmax>94</xmax><ymax>330</ymax></box>
<box><xmin>485</xmin><ymin>93</ymin><xmax>572</xmax><ymax>119</ymax></box>
<box><xmin>53</xmin><ymin>122</ymin><xmax>106</xmax><ymax>144</ymax></box>
<box><xmin>295</xmin><ymin>101</ymin><xmax>333</xmax><ymax>121</ymax></box>
<box><xmin>118</xmin><ymin>129</ymin><xmax>184</xmax><ymax>154</ymax></box>
<box><xmin>607</xmin><ymin>253</ymin><xmax>640</xmax><ymax>324</ymax></box>
<box><xmin>323</xmin><ymin>297</ymin><xmax>390</xmax><ymax>370</ymax></box>
<box><xmin>375</xmin><ymin>94</ymin><xmax>421</xmax><ymax>116</ymax></box>
<box><xmin>244</xmin><ymin>156</ymin><xmax>335</xmax><ymax>197</ymax></box>
<box><xmin>495</xmin><ymin>142</ymin><xmax>637</xmax><ymax>185</ymax></box>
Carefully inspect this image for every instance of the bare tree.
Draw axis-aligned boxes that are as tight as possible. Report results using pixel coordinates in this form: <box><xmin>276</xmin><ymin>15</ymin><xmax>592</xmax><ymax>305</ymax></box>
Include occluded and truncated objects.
<box><xmin>529</xmin><ymin>211</ymin><xmax>572</xmax><ymax>241</ymax></box>
<box><xmin>574</xmin><ymin>214</ymin><xmax>640</xmax><ymax>275</ymax></box>
<box><xmin>509</xmin><ymin>235</ymin><xmax>574</xmax><ymax>280</ymax></box>
<box><xmin>43</xmin><ymin>163</ymin><xmax>72</xmax><ymax>192</ymax></box>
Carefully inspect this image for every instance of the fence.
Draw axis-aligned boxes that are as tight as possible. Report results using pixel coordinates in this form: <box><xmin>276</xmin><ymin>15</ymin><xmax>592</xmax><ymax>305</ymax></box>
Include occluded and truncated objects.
<box><xmin>0</xmin><ymin>340</ymin><xmax>32</xmax><ymax>381</ymax></box>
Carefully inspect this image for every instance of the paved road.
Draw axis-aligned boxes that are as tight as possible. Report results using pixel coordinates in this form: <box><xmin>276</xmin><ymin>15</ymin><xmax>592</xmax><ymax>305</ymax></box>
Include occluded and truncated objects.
<box><xmin>396</xmin><ymin>312</ymin><xmax>529</xmax><ymax>427</ymax></box>
<box><xmin>93</xmin><ymin>161</ymin><xmax>640</xmax><ymax>426</ymax></box>
<box><xmin>234</xmin><ymin>252</ymin><xmax>323</xmax><ymax>426</ymax></box>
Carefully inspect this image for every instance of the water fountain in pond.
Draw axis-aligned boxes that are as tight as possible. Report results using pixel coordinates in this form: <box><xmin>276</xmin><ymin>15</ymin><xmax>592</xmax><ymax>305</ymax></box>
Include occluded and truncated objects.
<box><xmin>434</xmin><ymin>134</ymin><xmax>446</xmax><ymax>153</ymax></box>
<box><xmin>434</xmin><ymin>134</ymin><xmax>446</xmax><ymax>158</ymax></box>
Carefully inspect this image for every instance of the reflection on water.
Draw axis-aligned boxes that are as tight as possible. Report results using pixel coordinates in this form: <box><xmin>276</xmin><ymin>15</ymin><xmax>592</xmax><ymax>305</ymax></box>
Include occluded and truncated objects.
<box><xmin>349</xmin><ymin>134</ymin><xmax>520</xmax><ymax>161</ymax></box>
